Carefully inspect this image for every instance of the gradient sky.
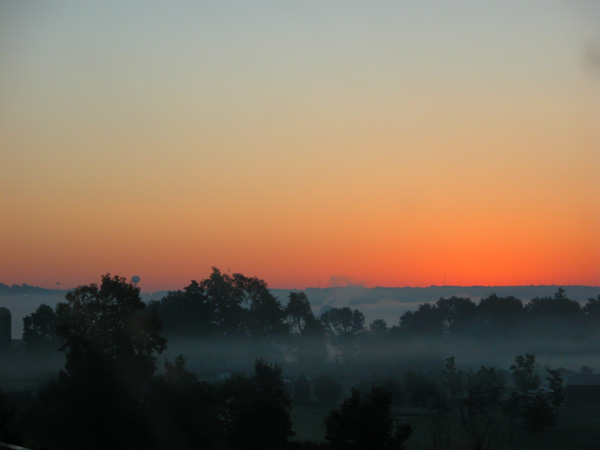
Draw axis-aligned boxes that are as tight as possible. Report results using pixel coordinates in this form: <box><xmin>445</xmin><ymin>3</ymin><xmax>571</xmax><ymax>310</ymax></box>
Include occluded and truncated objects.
<box><xmin>1</xmin><ymin>1</ymin><xmax>599</xmax><ymax>291</ymax></box>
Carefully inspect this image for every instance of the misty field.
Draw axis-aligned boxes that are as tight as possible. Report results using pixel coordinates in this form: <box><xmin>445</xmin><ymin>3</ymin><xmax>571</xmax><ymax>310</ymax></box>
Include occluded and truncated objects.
<box><xmin>291</xmin><ymin>401</ymin><xmax>600</xmax><ymax>450</ymax></box>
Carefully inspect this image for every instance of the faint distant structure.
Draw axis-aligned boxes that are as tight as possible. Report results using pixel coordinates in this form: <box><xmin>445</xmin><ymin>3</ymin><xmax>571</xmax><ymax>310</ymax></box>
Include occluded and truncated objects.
<box><xmin>0</xmin><ymin>307</ymin><xmax>11</xmax><ymax>356</ymax></box>
<box><xmin>131</xmin><ymin>275</ymin><xmax>141</xmax><ymax>288</ymax></box>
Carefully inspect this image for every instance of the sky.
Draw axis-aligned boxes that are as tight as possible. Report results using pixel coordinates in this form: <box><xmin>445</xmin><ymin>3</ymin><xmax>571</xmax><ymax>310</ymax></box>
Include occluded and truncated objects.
<box><xmin>1</xmin><ymin>1</ymin><xmax>599</xmax><ymax>291</ymax></box>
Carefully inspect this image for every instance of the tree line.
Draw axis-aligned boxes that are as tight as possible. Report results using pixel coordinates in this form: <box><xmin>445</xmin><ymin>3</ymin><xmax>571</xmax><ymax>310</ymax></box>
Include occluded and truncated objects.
<box><xmin>22</xmin><ymin>269</ymin><xmax>600</xmax><ymax>368</ymax></box>
<box><xmin>2</xmin><ymin>273</ymin><xmax>415</xmax><ymax>450</ymax></box>
<box><xmin>1</xmin><ymin>270</ymin><xmax>587</xmax><ymax>449</ymax></box>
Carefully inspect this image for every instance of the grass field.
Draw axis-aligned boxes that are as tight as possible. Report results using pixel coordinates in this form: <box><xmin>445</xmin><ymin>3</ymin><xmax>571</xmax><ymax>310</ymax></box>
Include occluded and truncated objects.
<box><xmin>290</xmin><ymin>401</ymin><xmax>600</xmax><ymax>450</ymax></box>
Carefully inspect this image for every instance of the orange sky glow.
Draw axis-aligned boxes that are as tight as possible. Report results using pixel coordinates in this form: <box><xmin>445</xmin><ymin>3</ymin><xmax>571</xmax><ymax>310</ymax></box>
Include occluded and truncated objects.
<box><xmin>1</xmin><ymin>2</ymin><xmax>599</xmax><ymax>291</ymax></box>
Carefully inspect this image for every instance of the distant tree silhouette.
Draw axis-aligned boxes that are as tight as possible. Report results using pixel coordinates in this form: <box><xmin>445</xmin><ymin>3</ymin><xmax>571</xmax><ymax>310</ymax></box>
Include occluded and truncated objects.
<box><xmin>546</xmin><ymin>367</ymin><xmax>565</xmax><ymax>423</ymax></box>
<box><xmin>361</xmin><ymin>319</ymin><xmax>391</xmax><ymax>366</ymax></box>
<box><xmin>191</xmin><ymin>268</ymin><xmax>288</xmax><ymax>339</ymax></box>
<box><xmin>313</xmin><ymin>374</ymin><xmax>342</xmax><ymax>403</ymax></box>
<box><xmin>148</xmin><ymin>356</ymin><xmax>222</xmax><ymax>450</ymax></box>
<box><xmin>149</xmin><ymin>280</ymin><xmax>216</xmax><ymax>338</ymax></box>
<box><xmin>284</xmin><ymin>291</ymin><xmax>328</xmax><ymax>367</ymax></box>
<box><xmin>147</xmin><ymin>268</ymin><xmax>290</xmax><ymax>365</ymax></box>
<box><xmin>441</xmin><ymin>356</ymin><xmax>464</xmax><ymax>403</ymax></box>
<box><xmin>320</xmin><ymin>307</ymin><xmax>365</xmax><ymax>362</ymax></box>
<box><xmin>296</xmin><ymin>315</ymin><xmax>328</xmax><ymax>369</ymax></box>
<box><xmin>369</xmin><ymin>319</ymin><xmax>389</xmax><ymax>336</ymax></box>
<box><xmin>221</xmin><ymin>359</ymin><xmax>294</xmax><ymax>450</ymax></box>
<box><xmin>477</xmin><ymin>294</ymin><xmax>524</xmax><ymax>340</ymax></box>
<box><xmin>436</xmin><ymin>296</ymin><xmax>478</xmax><ymax>337</ymax></box>
<box><xmin>294</xmin><ymin>374</ymin><xmax>311</xmax><ymax>401</ymax></box>
<box><xmin>22</xmin><ymin>304</ymin><xmax>60</xmax><ymax>355</ymax></box>
<box><xmin>465</xmin><ymin>366</ymin><xmax>505</xmax><ymax>414</ymax></box>
<box><xmin>524</xmin><ymin>288</ymin><xmax>581</xmax><ymax>338</ymax></box>
<box><xmin>151</xmin><ymin>268</ymin><xmax>288</xmax><ymax>362</ymax></box>
<box><xmin>460</xmin><ymin>365</ymin><xmax>506</xmax><ymax>450</ymax></box>
<box><xmin>56</xmin><ymin>274</ymin><xmax>166</xmax><ymax>383</ymax></box>
<box><xmin>583</xmin><ymin>295</ymin><xmax>600</xmax><ymax>334</ymax></box>
<box><xmin>397</xmin><ymin>303</ymin><xmax>443</xmax><ymax>337</ymax></box>
<box><xmin>325</xmin><ymin>384</ymin><xmax>412</xmax><ymax>450</ymax></box>
<box><xmin>286</xmin><ymin>291</ymin><xmax>314</xmax><ymax>334</ymax></box>
<box><xmin>403</xmin><ymin>370</ymin><xmax>445</xmax><ymax>410</ymax></box>
<box><xmin>24</xmin><ymin>274</ymin><xmax>166</xmax><ymax>450</ymax></box>
<box><xmin>510</xmin><ymin>353</ymin><xmax>540</xmax><ymax>395</ymax></box>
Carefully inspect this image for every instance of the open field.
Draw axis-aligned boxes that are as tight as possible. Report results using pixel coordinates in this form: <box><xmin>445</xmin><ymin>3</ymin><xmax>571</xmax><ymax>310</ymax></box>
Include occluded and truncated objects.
<box><xmin>291</xmin><ymin>401</ymin><xmax>600</xmax><ymax>450</ymax></box>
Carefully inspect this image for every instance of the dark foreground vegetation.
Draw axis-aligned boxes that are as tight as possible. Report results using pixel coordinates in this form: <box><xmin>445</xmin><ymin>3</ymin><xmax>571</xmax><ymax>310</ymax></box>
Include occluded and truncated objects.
<box><xmin>1</xmin><ymin>270</ymin><xmax>600</xmax><ymax>449</ymax></box>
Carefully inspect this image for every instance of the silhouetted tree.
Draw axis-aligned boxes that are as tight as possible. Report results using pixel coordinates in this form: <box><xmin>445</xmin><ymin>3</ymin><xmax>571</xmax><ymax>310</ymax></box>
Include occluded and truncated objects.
<box><xmin>313</xmin><ymin>374</ymin><xmax>342</xmax><ymax>403</ymax></box>
<box><xmin>286</xmin><ymin>292</ymin><xmax>314</xmax><ymax>334</ymax></box>
<box><xmin>369</xmin><ymin>319</ymin><xmax>389</xmax><ymax>336</ymax></box>
<box><xmin>325</xmin><ymin>384</ymin><xmax>412</xmax><ymax>450</ymax></box>
<box><xmin>361</xmin><ymin>319</ymin><xmax>391</xmax><ymax>367</ymax></box>
<box><xmin>149</xmin><ymin>280</ymin><xmax>216</xmax><ymax>338</ymax></box>
<box><xmin>196</xmin><ymin>268</ymin><xmax>248</xmax><ymax>337</ymax></box>
<box><xmin>435</xmin><ymin>296</ymin><xmax>477</xmax><ymax>337</ymax></box>
<box><xmin>583</xmin><ymin>295</ymin><xmax>600</xmax><ymax>324</ymax></box>
<box><xmin>441</xmin><ymin>356</ymin><xmax>463</xmax><ymax>401</ymax></box>
<box><xmin>546</xmin><ymin>367</ymin><xmax>565</xmax><ymax>423</ymax></box>
<box><xmin>22</xmin><ymin>304</ymin><xmax>60</xmax><ymax>355</ymax></box>
<box><xmin>320</xmin><ymin>307</ymin><xmax>365</xmax><ymax>362</ymax></box>
<box><xmin>221</xmin><ymin>359</ymin><xmax>294</xmax><ymax>450</ymax></box>
<box><xmin>296</xmin><ymin>315</ymin><xmax>328</xmax><ymax>369</ymax></box>
<box><xmin>510</xmin><ymin>353</ymin><xmax>540</xmax><ymax>395</ymax></box>
<box><xmin>465</xmin><ymin>366</ymin><xmax>505</xmax><ymax>414</ymax></box>
<box><xmin>284</xmin><ymin>291</ymin><xmax>328</xmax><ymax>368</ymax></box>
<box><xmin>397</xmin><ymin>303</ymin><xmax>443</xmax><ymax>337</ymax></box>
<box><xmin>403</xmin><ymin>371</ymin><xmax>445</xmax><ymax>410</ymax></box>
<box><xmin>243</xmin><ymin>276</ymin><xmax>289</xmax><ymax>339</ymax></box>
<box><xmin>294</xmin><ymin>375</ymin><xmax>311</xmax><ymax>401</ymax></box>
<box><xmin>459</xmin><ymin>366</ymin><xmax>506</xmax><ymax>450</ymax></box>
<box><xmin>56</xmin><ymin>274</ymin><xmax>166</xmax><ymax>383</ymax></box>
<box><xmin>148</xmin><ymin>356</ymin><xmax>222</xmax><ymax>450</ymax></box>
<box><xmin>25</xmin><ymin>274</ymin><xmax>167</xmax><ymax>450</ymax></box>
<box><xmin>477</xmin><ymin>294</ymin><xmax>524</xmax><ymax>340</ymax></box>
<box><xmin>525</xmin><ymin>288</ymin><xmax>581</xmax><ymax>338</ymax></box>
<box><xmin>151</xmin><ymin>268</ymin><xmax>289</xmax><ymax>363</ymax></box>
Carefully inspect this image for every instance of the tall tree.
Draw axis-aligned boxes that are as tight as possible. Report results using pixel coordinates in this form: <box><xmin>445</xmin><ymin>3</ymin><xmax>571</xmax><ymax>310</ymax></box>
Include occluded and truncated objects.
<box><xmin>435</xmin><ymin>296</ymin><xmax>477</xmax><ymax>337</ymax></box>
<box><xmin>28</xmin><ymin>274</ymin><xmax>167</xmax><ymax>450</ymax></box>
<box><xmin>397</xmin><ymin>303</ymin><xmax>443</xmax><ymax>337</ymax></box>
<box><xmin>546</xmin><ymin>367</ymin><xmax>565</xmax><ymax>422</ymax></box>
<box><xmin>23</xmin><ymin>304</ymin><xmax>60</xmax><ymax>355</ymax></box>
<box><xmin>56</xmin><ymin>274</ymin><xmax>166</xmax><ymax>383</ymax></box>
<box><xmin>221</xmin><ymin>359</ymin><xmax>294</xmax><ymax>450</ymax></box>
<box><xmin>150</xmin><ymin>280</ymin><xmax>216</xmax><ymax>338</ymax></box>
<box><xmin>510</xmin><ymin>353</ymin><xmax>540</xmax><ymax>395</ymax></box>
<box><xmin>325</xmin><ymin>384</ymin><xmax>412</xmax><ymax>450</ymax></box>
<box><xmin>441</xmin><ymin>356</ymin><xmax>463</xmax><ymax>401</ymax></box>
<box><xmin>296</xmin><ymin>315</ymin><xmax>328</xmax><ymax>368</ymax></box>
<box><xmin>286</xmin><ymin>291</ymin><xmax>314</xmax><ymax>334</ymax></box>
<box><xmin>320</xmin><ymin>307</ymin><xmax>365</xmax><ymax>362</ymax></box>
<box><xmin>477</xmin><ymin>294</ymin><xmax>524</xmax><ymax>340</ymax></box>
